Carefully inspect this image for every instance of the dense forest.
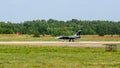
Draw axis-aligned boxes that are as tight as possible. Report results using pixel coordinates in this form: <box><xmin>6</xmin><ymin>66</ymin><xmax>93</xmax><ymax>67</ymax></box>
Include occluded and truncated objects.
<box><xmin>0</xmin><ymin>19</ymin><xmax>120</xmax><ymax>36</ymax></box>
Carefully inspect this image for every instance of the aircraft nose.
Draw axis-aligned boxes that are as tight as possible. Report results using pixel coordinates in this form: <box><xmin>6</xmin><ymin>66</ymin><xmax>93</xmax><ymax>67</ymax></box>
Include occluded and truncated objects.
<box><xmin>56</xmin><ymin>37</ymin><xmax>60</xmax><ymax>39</ymax></box>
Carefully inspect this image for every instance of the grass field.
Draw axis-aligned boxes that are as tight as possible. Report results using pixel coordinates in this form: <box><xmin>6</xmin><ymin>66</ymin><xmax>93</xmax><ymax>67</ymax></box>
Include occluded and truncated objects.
<box><xmin>0</xmin><ymin>45</ymin><xmax>120</xmax><ymax>68</ymax></box>
<box><xmin>0</xmin><ymin>34</ymin><xmax>120</xmax><ymax>41</ymax></box>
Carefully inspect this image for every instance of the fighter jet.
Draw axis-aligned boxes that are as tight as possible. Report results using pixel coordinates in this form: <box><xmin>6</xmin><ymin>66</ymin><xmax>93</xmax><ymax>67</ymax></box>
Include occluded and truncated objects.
<box><xmin>57</xmin><ymin>30</ymin><xmax>82</xmax><ymax>42</ymax></box>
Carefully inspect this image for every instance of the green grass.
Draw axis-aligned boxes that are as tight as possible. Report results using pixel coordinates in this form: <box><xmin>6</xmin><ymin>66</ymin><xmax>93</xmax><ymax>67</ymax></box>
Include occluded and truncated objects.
<box><xmin>0</xmin><ymin>34</ymin><xmax>120</xmax><ymax>41</ymax></box>
<box><xmin>0</xmin><ymin>45</ymin><xmax>120</xmax><ymax>68</ymax></box>
<box><xmin>0</xmin><ymin>34</ymin><xmax>57</xmax><ymax>41</ymax></box>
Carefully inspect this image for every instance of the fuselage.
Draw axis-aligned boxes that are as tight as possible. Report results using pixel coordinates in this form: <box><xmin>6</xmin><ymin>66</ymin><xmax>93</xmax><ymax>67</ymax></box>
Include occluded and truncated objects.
<box><xmin>58</xmin><ymin>35</ymin><xmax>80</xmax><ymax>39</ymax></box>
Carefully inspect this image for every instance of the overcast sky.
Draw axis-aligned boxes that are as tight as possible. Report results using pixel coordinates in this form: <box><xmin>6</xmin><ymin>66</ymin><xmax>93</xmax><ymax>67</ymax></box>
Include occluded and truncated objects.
<box><xmin>0</xmin><ymin>0</ymin><xmax>120</xmax><ymax>23</ymax></box>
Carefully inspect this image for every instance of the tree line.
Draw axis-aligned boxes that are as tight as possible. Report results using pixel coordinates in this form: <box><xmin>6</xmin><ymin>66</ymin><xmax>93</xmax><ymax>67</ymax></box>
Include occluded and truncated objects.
<box><xmin>0</xmin><ymin>19</ymin><xmax>120</xmax><ymax>36</ymax></box>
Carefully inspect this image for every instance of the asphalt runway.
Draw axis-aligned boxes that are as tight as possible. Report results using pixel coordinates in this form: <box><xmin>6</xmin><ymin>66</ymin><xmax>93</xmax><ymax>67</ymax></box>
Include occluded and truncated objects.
<box><xmin>0</xmin><ymin>41</ymin><xmax>120</xmax><ymax>47</ymax></box>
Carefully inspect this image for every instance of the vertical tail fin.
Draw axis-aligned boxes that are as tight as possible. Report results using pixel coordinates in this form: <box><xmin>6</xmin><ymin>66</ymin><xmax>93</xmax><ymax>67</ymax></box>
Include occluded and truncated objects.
<box><xmin>75</xmin><ymin>30</ymin><xmax>82</xmax><ymax>38</ymax></box>
<box><xmin>76</xmin><ymin>30</ymin><xmax>82</xmax><ymax>36</ymax></box>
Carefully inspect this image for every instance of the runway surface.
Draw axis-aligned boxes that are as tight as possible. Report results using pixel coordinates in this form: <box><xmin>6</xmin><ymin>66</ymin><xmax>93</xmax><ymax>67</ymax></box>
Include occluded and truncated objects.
<box><xmin>0</xmin><ymin>41</ymin><xmax>120</xmax><ymax>47</ymax></box>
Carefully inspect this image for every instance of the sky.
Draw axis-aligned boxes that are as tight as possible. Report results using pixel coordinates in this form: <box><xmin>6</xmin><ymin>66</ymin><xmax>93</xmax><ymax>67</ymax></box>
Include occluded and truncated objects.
<box><xmin>0</xmin><ymin>0</ymin><xmax>120</xmax><ymax>23</ymax></box>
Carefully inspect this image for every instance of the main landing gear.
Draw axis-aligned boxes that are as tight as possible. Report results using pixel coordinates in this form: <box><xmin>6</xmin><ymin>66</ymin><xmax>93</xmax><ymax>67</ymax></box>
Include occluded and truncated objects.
<box><xmin>69</xmin><ymin>39</ymin><xmax>74</xmax><ymax>42</ymax></box>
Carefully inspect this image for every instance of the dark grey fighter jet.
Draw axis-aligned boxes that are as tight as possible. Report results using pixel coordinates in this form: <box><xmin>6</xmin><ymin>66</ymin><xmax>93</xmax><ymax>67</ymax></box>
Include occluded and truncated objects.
<box><xmin>57</xmin><ymin>30</ymin><xmax>82</xmax><ymax>42</ymax></box>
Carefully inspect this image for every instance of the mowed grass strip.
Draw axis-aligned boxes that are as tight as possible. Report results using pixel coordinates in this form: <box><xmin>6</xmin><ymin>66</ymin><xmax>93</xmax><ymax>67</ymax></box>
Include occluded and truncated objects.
<box><xmin>0</xmin><ymin>45</ymin><xmax>120</xmax><ymax>68</ymax></box>
<box><xmin>0</xmin><ymin>34</ymin><xmax>120</xmax><ymax>41</ymax></box>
